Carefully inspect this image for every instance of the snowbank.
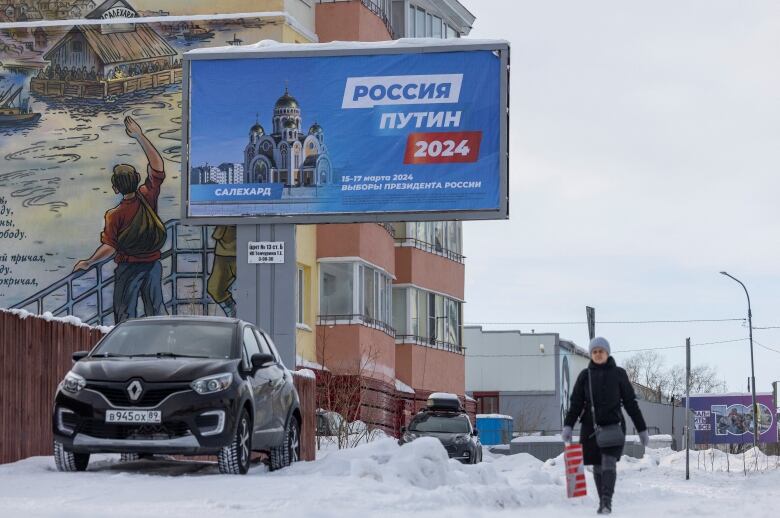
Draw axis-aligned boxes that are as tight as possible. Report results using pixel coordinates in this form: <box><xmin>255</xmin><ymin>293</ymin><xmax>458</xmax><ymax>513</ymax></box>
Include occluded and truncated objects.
<box><xmin>3</xmin><ymin>438</ymin><xmax>780</xmax><ymax>517</ymax></box>
<box><xmin>477</xmin><ymin>413</ymin><xmax>513</xmax><ymax>420</ymax></box>
<box><xmin>186</xmin><ymin>37</ymin><xmax>509</xmax><ymax>55</ymax></box>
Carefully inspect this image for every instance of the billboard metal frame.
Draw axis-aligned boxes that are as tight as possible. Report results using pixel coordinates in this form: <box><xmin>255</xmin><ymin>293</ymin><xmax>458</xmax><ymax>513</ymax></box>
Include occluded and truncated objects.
<box><xmin>180</xmin><ymin>41</ymin><xmax>510</xmax><ymax>225</ymax></box>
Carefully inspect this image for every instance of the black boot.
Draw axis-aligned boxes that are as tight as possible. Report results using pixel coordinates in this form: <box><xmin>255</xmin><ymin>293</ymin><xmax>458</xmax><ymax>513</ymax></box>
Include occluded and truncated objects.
<box><xmin>598</xmin><ymin>469</ymin><xmax>616</xmax><ymax>515</ymax></box>
<box><xmin>593</xmin><ymin>468</ymin><xmax>604</xmax><ymax>513</ymax></box>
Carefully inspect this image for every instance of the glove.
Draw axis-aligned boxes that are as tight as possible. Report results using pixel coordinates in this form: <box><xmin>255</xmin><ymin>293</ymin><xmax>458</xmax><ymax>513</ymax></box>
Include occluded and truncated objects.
<box><xmin>639</xmin><ymin>430</ymin><xmax>650</xmax><ymax>447</ymax></box>
<box><xmin>561</xmin><ymin>426</ymin><xmax>573</xmax><ymax>443</ymax></box>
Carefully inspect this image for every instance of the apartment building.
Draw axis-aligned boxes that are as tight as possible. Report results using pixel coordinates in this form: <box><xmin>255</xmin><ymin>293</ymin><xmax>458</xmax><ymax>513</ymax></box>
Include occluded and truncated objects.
<box><xmin>290</xmin><ymin>0</ymin><xmax>476</xmax><ymax>430</ymax></box>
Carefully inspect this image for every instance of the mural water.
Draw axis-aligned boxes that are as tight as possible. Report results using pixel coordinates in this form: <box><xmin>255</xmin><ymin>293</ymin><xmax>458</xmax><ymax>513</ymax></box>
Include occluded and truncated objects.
<box><xmin>0</xmin><ymin>1</ymin><xmax>283</xmax><ymax>321</ymax></box>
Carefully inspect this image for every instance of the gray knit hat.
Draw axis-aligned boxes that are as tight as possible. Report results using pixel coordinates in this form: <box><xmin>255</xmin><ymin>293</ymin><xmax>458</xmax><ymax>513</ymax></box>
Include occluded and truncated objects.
<box><xmin>589</xmin><ymin>336</ymin><xmax>611</xmax><ymax>355</ymax></box>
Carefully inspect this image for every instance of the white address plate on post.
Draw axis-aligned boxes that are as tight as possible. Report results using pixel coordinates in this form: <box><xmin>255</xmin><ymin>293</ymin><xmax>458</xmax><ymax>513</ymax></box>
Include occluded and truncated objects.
<box><xmin>248</xmin><ymin>241</ymin><xmax>285</xmax><ymax>264</ymax></box>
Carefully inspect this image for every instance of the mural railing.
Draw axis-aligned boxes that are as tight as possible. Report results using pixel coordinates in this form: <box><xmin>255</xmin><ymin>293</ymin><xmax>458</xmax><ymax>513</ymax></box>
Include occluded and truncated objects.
<box><xmin>11</xmin><ymin>220</ymin><xmax>214</xmax><ymax>326</ymax></box>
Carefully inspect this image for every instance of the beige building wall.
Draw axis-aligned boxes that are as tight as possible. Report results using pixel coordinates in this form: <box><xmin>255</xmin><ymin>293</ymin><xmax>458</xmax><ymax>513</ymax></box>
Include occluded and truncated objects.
<box><xmin>296</xmin><ymin>225</ymin><xmax>318</xmax><ymax>364</ymax></box>
<box><xmin>132</xmin><ymin>1</ymin><xmax>317</xmax><ymax>41</ymax></box>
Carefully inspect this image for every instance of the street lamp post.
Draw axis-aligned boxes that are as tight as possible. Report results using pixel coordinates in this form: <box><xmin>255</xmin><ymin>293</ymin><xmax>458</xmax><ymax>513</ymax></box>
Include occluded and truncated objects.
<box><xmin>720</xmin><ymin>271</ymin><xmax>758</xmax><ymax>452</ymax></box>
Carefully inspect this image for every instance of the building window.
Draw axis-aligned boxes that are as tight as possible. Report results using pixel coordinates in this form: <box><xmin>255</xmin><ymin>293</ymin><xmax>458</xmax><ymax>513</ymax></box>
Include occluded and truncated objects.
<box><xmin>432</xmin><ymin>15</ymin><xmax>442</xmax><ymax>38</ymax></box>
<box><xmin>320</xmin><ymin>262</ymin><xmax>353</xmax><ymax>316</ymax></box>
<box><xmin>358</xmin><ymin>264</ymin><xmax>391</xmax><ymax>325</ymax></box>
<box><xmin>415</xmin><ymin>7</ymin><xmax>425</xmax><ymax>37</ymax></box>
<box><xmin>320</xmin><ymin>261</ymin><xmax>393</xmax><ymax>333</ymax></box>
<box><xmin>392</xmin><ymin>286</ymin><xmax>407</xmax><ymax>335</ymax></box>
<box><xmin>391</xmin><ymin>221</ymin><xmax>464</xmax><ymax>262</ymax></box>
<box><xmin>71</xmin><ymin>40</ymin><xmax>83</xmax><ymax>53</ymax></box>
<box><xmin>475</xmin><ymin>393</ymin><xmax>499</xmax><ymax>414</ymax></box>
<box><xmin>296</xmin><ymin>267</ymin><xmax>305</xmax><ymax>325</ymax></box>
<box><xmin>394</xmin><ymin>286</ymin><xmax>462</xmax><ymax>351</ymax></box>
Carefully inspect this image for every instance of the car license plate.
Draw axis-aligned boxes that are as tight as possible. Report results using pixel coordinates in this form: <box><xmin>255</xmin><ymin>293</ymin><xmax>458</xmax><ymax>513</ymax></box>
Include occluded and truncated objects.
<box><xmin>105</xmin><ymin>410</ymin><xmax>161</xmax><ymax>424</ymax></box>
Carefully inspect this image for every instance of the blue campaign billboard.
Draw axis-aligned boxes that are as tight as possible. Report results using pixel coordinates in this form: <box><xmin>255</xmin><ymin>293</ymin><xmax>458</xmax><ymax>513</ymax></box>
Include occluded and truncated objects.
<box><xmin>182</xmin><ymin>41</ymin><xmax>509</xmax><ymax>223</ymax></box>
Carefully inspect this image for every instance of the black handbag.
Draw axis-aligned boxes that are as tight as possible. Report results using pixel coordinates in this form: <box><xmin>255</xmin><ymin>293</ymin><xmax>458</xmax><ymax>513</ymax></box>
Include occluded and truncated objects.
<box><xmin>587</xmin><ymin>369</ymin><xmax>625</xmax><ymax>448</ymax></box>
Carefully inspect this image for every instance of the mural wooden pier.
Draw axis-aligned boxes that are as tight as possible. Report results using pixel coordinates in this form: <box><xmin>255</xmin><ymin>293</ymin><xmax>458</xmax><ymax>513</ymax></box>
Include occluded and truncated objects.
<box><xmin>30</xmin><ymin>67</ymin><xmax>182</xmax><ymax>99</ymax></box>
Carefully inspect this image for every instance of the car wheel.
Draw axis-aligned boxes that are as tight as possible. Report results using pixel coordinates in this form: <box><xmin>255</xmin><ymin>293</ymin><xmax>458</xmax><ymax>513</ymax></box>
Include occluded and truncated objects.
<box><xmin>269</xmin><ymin>416</ymin><xmax>300</xmax><ymax>471</ymax></box>
<box><xmin>53</xmin><ymin>441</ymin><xmax>89</xmax><ymax>472</ymax></box>
<box><xmin>218</xmin><ymin>410</ymin><xmax>251</xmax><ymax>475</ymax></box>
<box><xmin>120</xmin><ymin>453</ymin><xmax>141</xmax><ymax>463</ymax></box>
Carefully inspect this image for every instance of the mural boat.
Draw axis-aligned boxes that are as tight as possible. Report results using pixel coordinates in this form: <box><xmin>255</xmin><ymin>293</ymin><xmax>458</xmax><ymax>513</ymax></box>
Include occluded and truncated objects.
<box><xmin>227</xmin><ymin>34</ymin><xmax>244</xmax><ymax>46</ymax></box>
<box><xmin>0</xmin><ymin>86</ymin><xmax>40</xmax><ymax>125</ymax></box>
<box><xmin>183</xmin><ymin>26</ymin><xmax>215</xmax><ymax>41</ymax></box>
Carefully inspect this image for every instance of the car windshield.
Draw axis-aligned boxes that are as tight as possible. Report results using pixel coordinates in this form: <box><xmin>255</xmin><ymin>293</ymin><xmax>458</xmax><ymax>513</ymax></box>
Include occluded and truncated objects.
<box><xmin>93</xmin><ymin>322</ymin><xmax>235</xmax><ymax>359</ymax></box>
<box><xmin>409</xmin><ymin>414</ymin><xmax>470</xmax><ymax>434</ymax></box>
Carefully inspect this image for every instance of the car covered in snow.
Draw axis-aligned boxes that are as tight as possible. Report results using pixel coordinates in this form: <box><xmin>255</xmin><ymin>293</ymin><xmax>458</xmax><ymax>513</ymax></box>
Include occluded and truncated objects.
<box><xmin>52</xmin><ymin>316</ymin><xmax>301</xmax><ymax>474</ymax></box>
<box><xmin>398</xmin><ymin>393</ymin><xmax>482</xmax><ymax>464</ymax></box>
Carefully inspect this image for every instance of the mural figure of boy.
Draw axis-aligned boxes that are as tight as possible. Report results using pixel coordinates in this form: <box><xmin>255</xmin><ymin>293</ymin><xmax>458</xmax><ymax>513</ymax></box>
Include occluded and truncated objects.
<box><xmin>207</xmin><ymin>225</ymin><xmax>237</xmax><ymax>317</ymax></box>
<box><xmin>74</xmin><ymin>116</ymin><xmax>168</xmax><ymax>323</ymax></box>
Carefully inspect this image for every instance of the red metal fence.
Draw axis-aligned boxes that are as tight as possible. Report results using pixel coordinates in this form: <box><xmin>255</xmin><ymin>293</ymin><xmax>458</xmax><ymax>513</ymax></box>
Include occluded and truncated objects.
<box><xmin>0</xmin><ymin>310</ymin><xmax>105</xmax><ymax>464</ymax></box>
<box><xmin>0</xmin><ymin>310</ymin><xmax>317</xmax><ymax>464</ymax></box>
<box><xmin>1</xmin><ymin>310</ymin><xmax>468</xmax><ymax>466</ymax></box>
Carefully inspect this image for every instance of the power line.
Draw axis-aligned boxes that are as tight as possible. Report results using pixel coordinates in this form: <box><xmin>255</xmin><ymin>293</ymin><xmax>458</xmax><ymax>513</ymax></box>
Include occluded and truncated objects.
<box><xmin>466</xmin><ymin>338</ymin><xmax>748</xmax><ymax>358</ymax></box>
<box><xmin>465</xmin><ymin>318</ymin><xmax>745</xmax><ymax>326</ymax></box>
<box><xmin>753</xmin><ymin>339</ymin><xmax>780</xmax><ymax>355</ymax></box>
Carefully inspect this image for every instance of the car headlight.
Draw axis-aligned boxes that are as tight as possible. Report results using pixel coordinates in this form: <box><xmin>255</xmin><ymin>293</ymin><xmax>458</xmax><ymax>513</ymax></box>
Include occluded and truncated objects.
<box><xmin>403</xmin><ymin>431</ymin><xmax>419</xmax><ymax>442</ymax></box>
<box><xmin>61</xmin><ymin>371</ymin><xmax>86</xmax><ymax>393</ymax></box>
<box><xmin>191</xmin><ymin>373</ymin><xmax>233</xmax><ymax>394</ymax></box>
<box><xmin>453</xmin><ymin>434</ymin><xmax>469</xmax><ymax>444</ymax></box>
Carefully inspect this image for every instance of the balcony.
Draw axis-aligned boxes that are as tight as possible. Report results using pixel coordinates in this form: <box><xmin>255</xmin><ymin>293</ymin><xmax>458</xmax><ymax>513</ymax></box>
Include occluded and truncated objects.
<box><xmin>315</xmin><ymin>0</ymin><xmax>394</xmax><ymax>42</ymax></box>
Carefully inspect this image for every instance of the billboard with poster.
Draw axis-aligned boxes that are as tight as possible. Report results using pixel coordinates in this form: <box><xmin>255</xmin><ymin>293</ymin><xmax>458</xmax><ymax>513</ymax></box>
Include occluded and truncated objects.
<box><xmin>686</xmin><ymin>393</ymin><xmax>777</xmax><ymax>445</ymax></box>
<box><xmin>181</xmin><ymin>40</ymin><xmax>509</xmax><ymax>223</ymax></box>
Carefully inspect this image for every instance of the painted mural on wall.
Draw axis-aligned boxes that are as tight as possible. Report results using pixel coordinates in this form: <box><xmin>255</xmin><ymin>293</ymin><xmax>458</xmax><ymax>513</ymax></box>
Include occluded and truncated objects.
<box><xmin>0</xmin><ymin>0</ymin><xmax>286</xmax><ymax>324</ymax></box>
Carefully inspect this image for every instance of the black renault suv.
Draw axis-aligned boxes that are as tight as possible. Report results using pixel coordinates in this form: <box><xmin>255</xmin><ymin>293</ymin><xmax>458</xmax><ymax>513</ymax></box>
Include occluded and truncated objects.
<box><xmin>398</xmin><ymin>393</ymin><xmax>482</xmax><ymax>464</ymax></box>
<box><xmin>52</xmin><ymin>316</ymin><xmax>301</xmax><ymax>474</ymax></box>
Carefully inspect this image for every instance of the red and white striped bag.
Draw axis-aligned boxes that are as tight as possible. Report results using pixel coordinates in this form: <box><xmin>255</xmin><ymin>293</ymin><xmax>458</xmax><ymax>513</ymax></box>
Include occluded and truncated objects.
<box><xmin>564</xmin><ymin>443</ymin><xmax>588</xmax><ymax>498</ymax></box>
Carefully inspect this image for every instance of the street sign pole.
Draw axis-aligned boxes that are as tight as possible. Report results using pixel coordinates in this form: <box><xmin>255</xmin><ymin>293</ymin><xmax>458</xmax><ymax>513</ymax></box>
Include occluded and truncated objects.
<box><xmin>586</xmin><ymin>306</ymin><xmax>595</xmax><ymax>340</ymax></box>
<box><xmin>685</xmin><ymin>337</ymin><xmax>690</xmax><ymax>481</ymax></box>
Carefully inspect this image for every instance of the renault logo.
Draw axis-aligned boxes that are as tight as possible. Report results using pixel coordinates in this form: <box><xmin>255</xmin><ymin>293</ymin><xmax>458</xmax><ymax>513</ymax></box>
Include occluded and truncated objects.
<box><xmin>126</xmin><ymin>380</ymin><xmax>143</xmax><ymax>402</ymax></box>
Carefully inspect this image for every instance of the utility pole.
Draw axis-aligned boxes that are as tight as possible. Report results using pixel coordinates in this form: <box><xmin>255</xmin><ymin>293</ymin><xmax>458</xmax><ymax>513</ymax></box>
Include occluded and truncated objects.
<box><xmin>685</xmin><ymin>337</ymin><xmax>690</xmax><ymax>481</ymax></box>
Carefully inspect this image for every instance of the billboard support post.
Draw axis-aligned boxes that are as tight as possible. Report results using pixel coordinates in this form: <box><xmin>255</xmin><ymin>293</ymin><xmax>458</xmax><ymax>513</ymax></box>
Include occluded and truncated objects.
<box><xmin>236</xmin><ymin>224</ymin><xmax>297</xmax><ymax>369</ymax></box>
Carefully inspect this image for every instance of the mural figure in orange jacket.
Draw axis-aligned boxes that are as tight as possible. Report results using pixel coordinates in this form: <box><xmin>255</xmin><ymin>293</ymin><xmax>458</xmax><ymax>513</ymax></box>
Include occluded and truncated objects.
<box><xmin>73</xmin><ymin>116</ymin><xmax>168</xmax><ymax>323</ymax></box>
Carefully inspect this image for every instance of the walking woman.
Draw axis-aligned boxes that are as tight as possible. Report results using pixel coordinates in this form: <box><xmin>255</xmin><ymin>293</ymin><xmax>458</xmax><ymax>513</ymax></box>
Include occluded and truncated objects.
<box><xmin>562</xmin><ymin>337</ymin><xmax>650</xmax><ymax>514</ymax></box>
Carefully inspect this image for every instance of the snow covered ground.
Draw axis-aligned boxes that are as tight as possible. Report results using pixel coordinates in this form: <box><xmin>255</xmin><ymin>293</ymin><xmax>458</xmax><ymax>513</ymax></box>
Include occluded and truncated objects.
<box><xmin>0</xmin><ymin>439</ymin><xmax>778</xmax><ymax>517</ymax></box>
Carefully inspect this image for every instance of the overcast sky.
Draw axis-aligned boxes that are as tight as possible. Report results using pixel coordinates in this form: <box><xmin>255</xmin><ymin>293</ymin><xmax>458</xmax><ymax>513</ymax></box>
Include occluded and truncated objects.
<box><xmin>460</xmin><ymin>0</ymin><xmax>780</xmax><ymax>393</ymax></box>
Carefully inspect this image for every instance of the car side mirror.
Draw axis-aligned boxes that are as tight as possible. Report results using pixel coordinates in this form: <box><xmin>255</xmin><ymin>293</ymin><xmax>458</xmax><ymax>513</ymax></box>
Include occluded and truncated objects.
<box><xmin>400</xmin><ymin>426</ymin><xmax>406</xmax><ymax>433</ymax></box>
<box><xmin>72</xmin><ymin>351</ymin><xmax>89</xmax><ymax>362</ymax></box>
<box><xmin>472</xmin><ymin>429</ymin><xmax>479</xmax><ymax>436</ymax></box>
<box><xmin>251</xmin><ymin>353</ymin><xmax>275</xmax><ymax>371</ymax></box>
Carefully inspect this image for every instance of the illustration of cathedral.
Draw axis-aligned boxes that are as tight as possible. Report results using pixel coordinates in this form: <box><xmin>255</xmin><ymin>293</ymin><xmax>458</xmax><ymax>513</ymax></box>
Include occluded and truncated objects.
<box><xmin>244</xmin><ymin>86</ymin><xmax>333</xmax><ymax>188</ymax></box>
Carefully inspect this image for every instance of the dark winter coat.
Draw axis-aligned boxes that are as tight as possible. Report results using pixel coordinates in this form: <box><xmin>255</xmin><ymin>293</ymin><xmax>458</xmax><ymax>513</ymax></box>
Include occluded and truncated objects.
<box><xmin>564</xmin><ymin>356</ymin><xmax>647</xmax><ymax>465</ymax></box>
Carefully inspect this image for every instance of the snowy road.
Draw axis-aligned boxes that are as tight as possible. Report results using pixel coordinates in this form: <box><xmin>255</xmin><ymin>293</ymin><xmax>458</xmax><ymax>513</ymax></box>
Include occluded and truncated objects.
<box><xmin>0</xmin><ymin>438</ymin><xmax>776</xmax><ymax>517</ymax></box>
